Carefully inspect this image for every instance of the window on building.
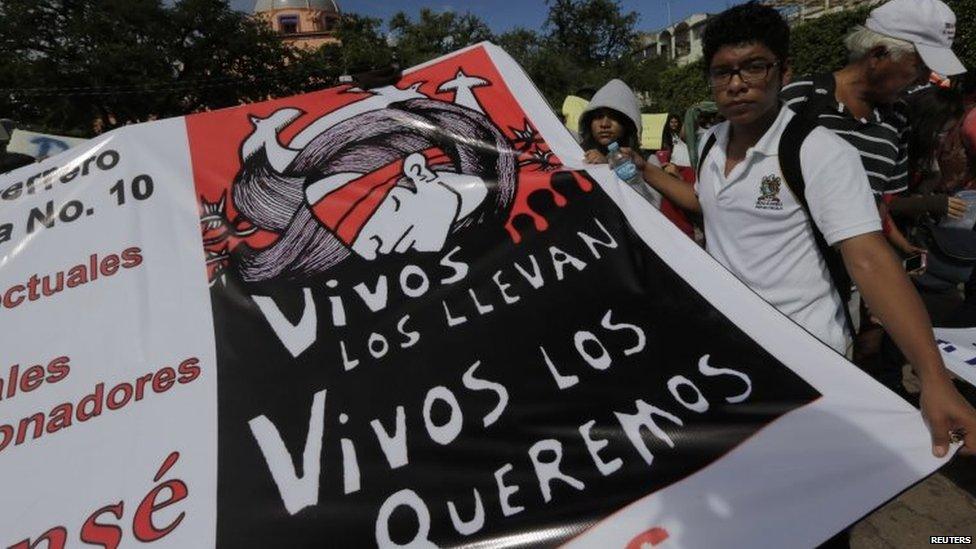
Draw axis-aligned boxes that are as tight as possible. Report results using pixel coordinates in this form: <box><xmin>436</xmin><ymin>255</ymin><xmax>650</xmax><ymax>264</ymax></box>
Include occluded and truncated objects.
<box><xmin>674</xmin><ymin>24</ymin><xmax>691</xmax><ymax>58</ymax></box>
<box><xmin>279</xmin><ymin>15</ymin><xmax>299</xmax><ymax>34</ymax></box>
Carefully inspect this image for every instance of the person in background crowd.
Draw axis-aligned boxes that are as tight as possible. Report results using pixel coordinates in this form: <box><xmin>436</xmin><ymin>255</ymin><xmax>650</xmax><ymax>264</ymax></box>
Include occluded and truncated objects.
<box><xmin>934</xmin><ymin>82</ymin><xmax>976</xmax><ymax>308</ymax></box>
<box><xmin>944</xmin><ymin>76</ymin><xmax>976</xmax><ymax>194</ymax></box>
<box><xmin>782</xmin><ymin>0</ymin><xmax>965</xmax><ymax>191</ymax></box>
<box><xmin>657</xmin><ymin>112</ymin><xmax>702</xmax><ymax>241</ymax></box>
<box><xmin>662</xmin><ymin>113</ymin><xmax>681</xmax><ymax>148</ymax></box>
<box><xmin>781</xmin><ymin>0</ymin><xmax>965</xmax><ymax>245</ymax></box>
<box><xmin>639</xmin><ymin>2</ymin><xmax>976</xmax><ymax>463</ymax></box>
<box><xmin>580</xmin><ymin>79</ymin><xmax>644</xmax><ymax>164</ymax></box>
<box><xmin>681</xmin><ymin>101</ymin><xmax>720</xmax><ymax>171</ymax></box>
<box><xmin>897</xmin><ymin>86</ymin><xmax>969</xmax><ymax>221</ymax></box>
<box><xmin>659</xmin><ymin>113</ymin><xmax>689</xmax><ymax>166</ymax></box>
<box><xmin>580</xmin><ymin>78</ymin><xmax>660</xmax><ymax>212</ymax></box>
<box><xmin>659</xmin><ymin>113</ymin><xmax>678</xmax><ymax>160</ymax></box>
<box><xmin>925</xmin><ymin>75</ymin><xmax>976</xmax><ymax>331</ymax></box>
<box><xmin>780</xmin><ymin>0</ymin><xmax>967</xmax><ymax>371</ymax></box>
<box><xmin>658</xmin><ymin>113</ymin><xmax>693</xmax><ymax>171</ymax></box>
<box><xmin>870</xmin><ymin>86</ymin><xmax>969</xmax><ymax>399</ymax></box>
<box><xmin>579</xmin><ymin>80</ymin><xmax>696</xmax><ymax>237</ymax></box>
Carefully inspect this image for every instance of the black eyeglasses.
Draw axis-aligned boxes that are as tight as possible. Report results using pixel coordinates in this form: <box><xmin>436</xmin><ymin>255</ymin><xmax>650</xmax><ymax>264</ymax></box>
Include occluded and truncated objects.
<box><xmin>708</xmin><ymin>60</ymin><xmax>779</xmax><ymax>89</ymax></box>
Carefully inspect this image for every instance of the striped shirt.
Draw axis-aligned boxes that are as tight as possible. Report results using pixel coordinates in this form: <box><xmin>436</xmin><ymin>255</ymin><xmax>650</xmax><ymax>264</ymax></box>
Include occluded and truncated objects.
<box><xmin>780</xmin><ymin>74</ymin><xmax>909</xmax><ymax>195</ymax></box>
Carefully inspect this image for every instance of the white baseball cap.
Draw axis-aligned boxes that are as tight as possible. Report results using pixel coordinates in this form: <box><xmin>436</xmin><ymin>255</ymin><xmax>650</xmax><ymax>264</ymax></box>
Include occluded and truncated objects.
<box><xmin>866</xmin><ymin>0</ymin><xmax>966</xmax><ymax>76</ymax></box>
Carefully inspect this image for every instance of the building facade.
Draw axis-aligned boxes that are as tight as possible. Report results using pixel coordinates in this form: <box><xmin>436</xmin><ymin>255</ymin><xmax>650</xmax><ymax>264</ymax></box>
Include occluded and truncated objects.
<box><xmin>763</xmin><ymin>0</ymin><xmax>884</xmax><ymax>21</ymax></box>
<box><xmin>638</xmin><ymin>13</ymin><xmax>712</xmax><ymax>66</ymax></box>
<box><xmin>640</xmin><ymin>0</ymin><xmax>883</xmax><ymax>66</ymax></box>
<box><xmin>253</xmin><ymin>0</ymin><xmax>341</xmax><ymax>50</ymax></box>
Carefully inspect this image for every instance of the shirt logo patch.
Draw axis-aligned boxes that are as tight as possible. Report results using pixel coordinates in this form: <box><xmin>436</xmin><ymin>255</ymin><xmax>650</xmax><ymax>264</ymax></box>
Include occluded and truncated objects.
<box><xmin>756</xmin><ymin>174</ymin><xmax>783</xmax><ymax>210</ymax></box>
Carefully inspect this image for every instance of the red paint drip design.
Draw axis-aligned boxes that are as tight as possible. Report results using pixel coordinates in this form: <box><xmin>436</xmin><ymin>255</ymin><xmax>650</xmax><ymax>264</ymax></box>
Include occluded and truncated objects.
<box><xmin>504</xmin><ymin>170</ymin><xmax>594</xmax><ymax>244</ymax></box>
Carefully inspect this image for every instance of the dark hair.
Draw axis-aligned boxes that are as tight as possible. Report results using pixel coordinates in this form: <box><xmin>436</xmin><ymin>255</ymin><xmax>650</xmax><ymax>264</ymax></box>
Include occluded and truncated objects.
<box><xmin>578</xmin><ymin>107</ymin><xmax>639</xmax><ymax>154</ymax></box>
<box><xmin>702</xmin><ymin>1</ymin><xmax>790</xmax><ymax>68</ymax></box>
<box><xmin>232</xmin><ymin>98</ymin><xmax>518</xmax><ymax>282</ymax></box>
<box><xmin>662</xmin><ymin>113</ymin><xmax>682</xmax><ymax>150</ymax></box>
<box><xmin>905</xmin><ymin>86</ymin><xmax>965</xmax><ymax>180</ymax></box>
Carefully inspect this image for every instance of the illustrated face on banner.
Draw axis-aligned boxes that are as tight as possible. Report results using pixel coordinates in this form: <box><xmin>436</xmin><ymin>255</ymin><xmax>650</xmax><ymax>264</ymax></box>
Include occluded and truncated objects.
<box><xmin>296</xmin><ymin>144</ymin><xmax>491</xmax><ymax>260</ymax></box>
<box><xmin>342</xmin><ymin>154</ymin><xmax>489</xmax><ymax>260</ymax></box>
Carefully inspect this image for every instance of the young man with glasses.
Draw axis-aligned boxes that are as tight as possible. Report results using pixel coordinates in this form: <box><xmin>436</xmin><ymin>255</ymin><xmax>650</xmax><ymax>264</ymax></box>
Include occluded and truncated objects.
<box><xmin>639</xmin><ymin>1</ymin><xmax>976</xmax><ymax>458</ymax></box>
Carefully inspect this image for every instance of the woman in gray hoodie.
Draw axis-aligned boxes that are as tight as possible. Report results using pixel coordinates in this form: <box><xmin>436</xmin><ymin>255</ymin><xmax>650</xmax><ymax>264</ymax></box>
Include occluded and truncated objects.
<box><xmin>578</xmin><ymin>79</ymin><xmax>644</xmax><ymax>164</ymax></box>
<box><xmin>580</xmin><ymin>80</ymin><xmax>671</xmax><ymax>208</ymax></box>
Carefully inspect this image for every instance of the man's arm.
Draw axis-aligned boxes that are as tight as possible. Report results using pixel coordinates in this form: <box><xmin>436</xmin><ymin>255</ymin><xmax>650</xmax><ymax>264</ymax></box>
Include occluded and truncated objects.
<box><xmin>839</xmin><ymin>232</ymin><xmax>976</xmax><ymax>456</ymax></box>
<box><xmin>641</xmin><ymin>162</ymin><xmax>702</xmax><ymax>214</ymax></box>
<box><xmin>888</xmin><ymin>194</ymin><xmax>958</xmax><ymax>219</ymax></box>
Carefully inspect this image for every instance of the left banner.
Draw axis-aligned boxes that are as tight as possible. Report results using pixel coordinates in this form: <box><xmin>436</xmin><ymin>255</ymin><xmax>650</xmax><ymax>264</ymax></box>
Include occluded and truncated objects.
<box><xmin>0</xmin><ymin>119</ymin><xmax>218</xmax><ymax>546</ymax></box>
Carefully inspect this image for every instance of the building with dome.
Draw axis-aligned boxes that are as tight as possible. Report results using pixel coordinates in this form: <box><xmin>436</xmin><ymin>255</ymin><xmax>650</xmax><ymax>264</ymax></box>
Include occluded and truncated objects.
<box><xmin>253</xmin><ymin>0</ymin><xmax>341</xmax><ymax>50</ymax></box>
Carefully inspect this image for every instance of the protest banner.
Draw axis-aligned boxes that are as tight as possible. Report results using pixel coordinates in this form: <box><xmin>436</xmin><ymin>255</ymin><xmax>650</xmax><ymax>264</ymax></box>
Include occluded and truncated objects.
<box><xmin>0</xmin><ymin>43</ymin><xmax>950</xmax><ymax>548</ymax></box>
<box><xmin>641</xmin><ymin>113</ymin><xmax>669</xmax><ymax>151</ymax></box>
<box><xmin>561</xmin><ymin>95</ymin><xmax>588</xmax><ymax>136</ymax></box>
<box><xmin>935</xmin><ymin>328</ymin><xmax>976</xmax><ymax>388</ymax></box>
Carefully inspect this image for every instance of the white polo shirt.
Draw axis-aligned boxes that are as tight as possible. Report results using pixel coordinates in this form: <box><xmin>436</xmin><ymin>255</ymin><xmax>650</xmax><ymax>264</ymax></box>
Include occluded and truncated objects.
<box><xmin>695</xmin><ymin>105</ymin><xmax>881</xmax><ymax>353</ymax></box>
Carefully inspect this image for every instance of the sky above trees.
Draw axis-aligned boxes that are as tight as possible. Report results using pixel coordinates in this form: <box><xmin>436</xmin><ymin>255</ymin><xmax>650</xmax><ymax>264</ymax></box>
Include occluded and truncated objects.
<box><xmin>229</xmin><ymin>0</ymin><xmax>746</xmax><ymax>33</ymax></box>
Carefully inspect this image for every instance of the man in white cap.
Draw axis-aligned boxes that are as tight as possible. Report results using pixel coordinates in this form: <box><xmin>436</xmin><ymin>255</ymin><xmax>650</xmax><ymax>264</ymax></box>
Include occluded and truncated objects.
<box><xmin>868</xmin><ymin>0</ymin><xmax>965</xmax><ymax>77</ymax></box>
<box><xmin>781</xmin><ymin>0</ymin><xmax>967</xmax><ymax>393</ymax></box>
<box><xmin>783</xmin><ymin>0</ymin><xmax>965</xmax><ymax>198</ymax></box>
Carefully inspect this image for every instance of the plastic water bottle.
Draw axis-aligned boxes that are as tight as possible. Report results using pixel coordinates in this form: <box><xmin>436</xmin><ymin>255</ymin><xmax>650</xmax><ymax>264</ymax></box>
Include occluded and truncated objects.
<box><xmin>607</xmin><ymin>142</ymin><xmax>642</xmax><ymax>187</ymax></box>
<box><xmin>607</xmin><ymin>141</ymin><xmax>661</xmax><ymax>207</ymax></box>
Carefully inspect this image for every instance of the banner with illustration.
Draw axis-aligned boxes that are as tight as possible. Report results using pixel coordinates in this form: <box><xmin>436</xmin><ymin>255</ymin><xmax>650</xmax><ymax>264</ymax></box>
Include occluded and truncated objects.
<box><xmin>0</xmin><ymin>43</ymin><xmax>951</xmax><ymax>548</ymax></box>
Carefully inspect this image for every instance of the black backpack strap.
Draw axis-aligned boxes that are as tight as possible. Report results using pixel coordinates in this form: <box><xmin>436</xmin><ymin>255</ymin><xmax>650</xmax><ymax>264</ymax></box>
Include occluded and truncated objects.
<box><xmin>779</xmin><ymin>114</ymin><xmax>857</xmax><ymax>339</ymax></box>
<box><xmin>696</xmin><ymin>133</ymin><xmax>718</xmax><ymax>180</ymax></box>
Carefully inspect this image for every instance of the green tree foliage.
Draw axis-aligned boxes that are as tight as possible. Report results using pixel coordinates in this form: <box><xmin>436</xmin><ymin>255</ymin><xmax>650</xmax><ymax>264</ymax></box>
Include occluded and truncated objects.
<box><xmin>495</xmin><ymin>27</ymin><xmax>542</xmax><ymax>63</ymax></box>
<box><xmin>544</xmin><ymin>0</ymin><xmax>639</xmax><ymax>63</ymax></box>
<box><xmin>166</xmin><ymin>0</ymin><xmax>308</xmax><ymax>114</ymax></box>
<box><xmin>946</xmin><ymin>0</ymin><xmax>976</xmax><ymax>73</ymax></box>
<box><xmin>0</xmin><ymin>0</ymin><xmax>298</xmax><ymax>135</ymax></box>
<box><xmin>2</xmin><ymin>0</ymin><xmax>915</xmax><ymax>137</ymax></box>
<box><xmin>644</xmin><ymin>60</ymin><xmax>709</xmax><ymax>116</ymax></box>
<box><xmin>296</xmin><ymin>14</ymin><xmax>394</xmax><ymax>86</ymax></box>
<box><xmin>498</xmin><ymin>0</ymin><xmax>647</xmax><ymax>109</ymax></box>
<box><xmin>788</xmin><ymin>7</ymin><xmax>871</xmax><ymax>77</ymax></box>
<box><xmin>0</xmin><ymin>0</ymin><xmax>174</xmax><ymax>133</ymax></box>
<box><xmin>388</xmin><ymin>8</ymin><xmax>494</xmax><ymax>67</ymax></box>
